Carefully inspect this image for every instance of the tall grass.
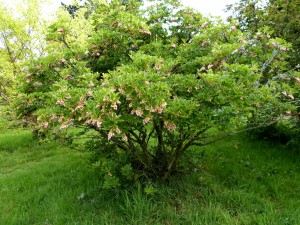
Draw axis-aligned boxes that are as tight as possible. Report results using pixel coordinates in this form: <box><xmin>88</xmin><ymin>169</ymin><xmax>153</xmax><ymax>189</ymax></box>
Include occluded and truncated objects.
<box><xmin>0</xmin><ymin>130</ymin><xmax>34</xmax><ymax>152</ymax></box>
<box><xmin>0</xmin><ymin>130</ymin><xmax>300</xmax><ymax>224</ymax></box>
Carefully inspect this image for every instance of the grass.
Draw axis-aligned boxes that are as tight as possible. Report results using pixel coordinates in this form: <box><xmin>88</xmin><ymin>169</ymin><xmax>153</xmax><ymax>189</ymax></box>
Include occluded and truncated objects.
<box><xmin>0</xmin><ymin>129</ymin><xmax>300</xmax><ymax>224</ymax></box>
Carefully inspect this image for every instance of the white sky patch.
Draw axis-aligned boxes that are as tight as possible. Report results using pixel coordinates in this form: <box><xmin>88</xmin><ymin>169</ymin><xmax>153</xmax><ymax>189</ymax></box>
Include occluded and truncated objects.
<box><xmin>181</xmin><ymin>0</ymin><xmax>238</xmax><ymax>19</ymax></box>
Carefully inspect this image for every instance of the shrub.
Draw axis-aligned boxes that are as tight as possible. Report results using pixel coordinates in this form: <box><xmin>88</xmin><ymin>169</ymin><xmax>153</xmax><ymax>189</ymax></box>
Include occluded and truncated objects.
<box><xmin>16</xmin><ymin>0</ymin><xmax>295</xmax><ymax>187</ymax></box>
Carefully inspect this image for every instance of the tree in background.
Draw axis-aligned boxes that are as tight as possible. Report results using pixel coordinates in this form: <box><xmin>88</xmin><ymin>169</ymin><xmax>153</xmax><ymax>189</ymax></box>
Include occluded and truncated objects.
<box><xmin>0</xmin><ymin>0</ymin><xmax>49</xmax><ymax>121</ymax></box>
<box><xmin>227</xmin><ymin>0</ymin><xmax>300</xmax><ymax>143</ymax></box>
<box><xmin>227</xmin><ymin>0</ymin><xmax>300</xmax><ymax>67</ymax></box>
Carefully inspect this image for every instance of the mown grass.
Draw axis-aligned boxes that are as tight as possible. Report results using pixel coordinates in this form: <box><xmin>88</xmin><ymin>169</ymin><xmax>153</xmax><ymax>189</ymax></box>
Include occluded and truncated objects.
<box><xmin>0</xmin><ymin>129</ymin><xmax>300</xmax><ymax>224</ymax></box>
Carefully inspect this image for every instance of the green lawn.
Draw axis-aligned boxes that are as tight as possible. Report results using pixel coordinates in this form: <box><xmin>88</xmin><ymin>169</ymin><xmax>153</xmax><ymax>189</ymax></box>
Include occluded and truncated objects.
<box><xmin>0</xmin><ymin>129</ymin><xmax>300</xmax><ymax>224</ymax></box>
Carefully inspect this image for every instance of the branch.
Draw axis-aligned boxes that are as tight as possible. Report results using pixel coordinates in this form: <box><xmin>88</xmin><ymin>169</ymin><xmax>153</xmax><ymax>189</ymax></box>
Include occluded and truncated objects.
<box><xmin>0</xmin><ymin>92</ymin><xmax>10</xmax><ymax>103</ymax></box>
<box><xmin>192</xmin><ymin>120</ymin><xmax>278</xmax><ymax>147</ymax></box>
<box><xmin>61</xmin><ymin>37</ymin><xmax>75</xmax><ymax>55</ymax></box>
<box><xmin>111</xmin><ymin>137</ymin><xmax>130</xmax><ymax>151</ymax></box>
<box><xmin>260</xmin><ymin>46</ymin><xmax>280</xmax><ymax>74</ymax></box>
<box><xmin>271</xmin><ymin>65</ymin><xmax>300</xmax><ymax>81</ymax></box>
<box><xmin>181</xmin><ymin>127</ymin><xmax>211</xmax><ymax>151</ymax></box>
<box><xmin>128</xmin><ymin>129</ymin><xmax>141</xmax><ymax>143</ymax></box>
<box><xmin>127</xmin><ymin>134</ymin><xmax>151</xmax><ymax>170</ymax></box>
<box><xmin>146</xmin><ymin>126</ymin><xmax>155</xmax><ymax>145</ymax></box>
<box><xmin>154</xmin><ymin>119</ymin><xmax>167</xmax><ymax>158</ymax></box>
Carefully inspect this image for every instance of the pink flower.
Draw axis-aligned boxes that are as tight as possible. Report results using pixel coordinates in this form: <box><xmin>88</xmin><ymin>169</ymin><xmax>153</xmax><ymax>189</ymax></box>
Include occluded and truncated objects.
<box><xmin>122</xmin><ymin>135</ymin><xmax>128</xmax><ymax>142</ymax></box>
<box><xmin>96</xmin><ymin>121</ymin><xmax>102</xmax><ymax>128</ymax></box>
<box><xmin>84</xmin><ymin>119</ymin><xmax>102</xmax><ymax>128</ymax></box>
<box><xmin>201</xmin><ymin>41</ymin><xmax>207</xmax><ymax>47</ymax></box>
<box><xmin>108</xmin><ymin>131</ymin><xmax>114</xmax><ymax>140</ymax></box>
<box><xmin>200</xmin><ymin>66</ymin><xmax>206</xmax><ymax>72</ymax></box>
<box><xmin>56</xmin><ymin>100</ymin><xmax>66</xmax><ymax>107</ymax></box>
<box><xmin>143</xmin><ymin>117</ymin><xmax>152</xmax><ymax>125</ymax></box>
<box><xmin>41</xmin><ymin>122</ymin><xmax>49</xmax><ymax>129</ymax></box>
<box><xmin>150</xmin><ymin>107</ymin><xmax>155</xmax><ymax>113</ymax></box>
<box><xmin>60</xmin><ymin>124</ymin><xmax>68</xmax><ymax>130</ymax></box>
<box><xmin>207</xmin><ymin>64</ymin><xmax>213</xmax><ymax>69</ymax></box>
<box><xmin>50</xmin><ymin>115</ymin><xmax>58</xmax><ymax>121</ymax></box>
<box><xmin>87</xmin><ymin>91</ymin><xmax>93</xmax><ymax>97</ymax></box>
<box><xmin>21</xmin><ymin>66</ymin><xmax>29</xmax><ymax>72</ymax></box>
<box><xmin>271</xmin><ymin>42</ymin><xmax>278</xmax><ymax>47</ymax></box>
<box><xmin>139</xmin><ymin>29</ymin><xmax>152</xmax><ymax>35</ymax></box>
<box><xmin>288</xmin><ymin>94</ymin><xmax>295</xmax><ymax>100</ymax></box>
<box><xmin>118</xmin><ymin>88</ymin><xmax>125</xmax><ymax>94</ymax></box>
<box><xmin>135</xmin><ymin>109</ymin><xmax>143</xmax><ymax>117</ymax></box>
<box><xmin>33</xmin><ymin>81</ymin><xmax>43</xmax><ymax>87</ymax></box>
<box><xmin>75</xmin><ymin>104</ymin><xmax>84</xmax><ymax>111</ymax></box>
<box><xmin>63</xmin><ymin>75</ymin><xmax>73</xmax><ymax>79</ymax></box>
<box><xmin>112</xmin><ymin>103</ymin><xmax>118</xmax><ymax>110</ymax></box>
<box><xmin>57</xmin><ymin>28</ymin><xmax>65</xmax><ymax>34</ymax></box>
<box><xmin>200</xmin><ymin>21</ymin><xmax>208</xmax><ymax>29</ymax></box>
<box><xmin>84</xmin><ymin>119</ymin><xmax>91</xmax><ymax>125</ymax></box>
<box><xmin>92</xmin><ymin>50</ymin><xmax>100</xmax><ymax>56</ymax></box>
<box><xmin>65</xmin><ymin>94</ymin><xmax>72</xmax><ymax>99</ymax></box>
<box><xmin>164</xmin><ymin>120</ymin><xmax>177</xmax><ymax>131</ymax></box>
<box><xmin>154</xmin><ymin>100</ymin><xmax>168</xmax><ymax>114</ymax></box>
<box><xmin>156</xmin><ymin>107</ymin><xmax>163</xmax><ymax>114</ymax></box>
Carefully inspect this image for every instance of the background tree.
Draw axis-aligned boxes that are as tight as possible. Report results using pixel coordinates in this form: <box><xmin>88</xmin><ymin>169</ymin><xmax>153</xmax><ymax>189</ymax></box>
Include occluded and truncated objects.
<box><xmin>227</xmin><ymin>0</ymin><xmax>300</xmax><ymax>143</ymax></box>
<box><xmin>0</xmin><ymin>0</ymin><xmax>49</xmax><ymax>121</ymax></box>
<box><xmin>227</xmin><ymin>0</ymin><xmax>300</xmax><ymax>68</ymax></box>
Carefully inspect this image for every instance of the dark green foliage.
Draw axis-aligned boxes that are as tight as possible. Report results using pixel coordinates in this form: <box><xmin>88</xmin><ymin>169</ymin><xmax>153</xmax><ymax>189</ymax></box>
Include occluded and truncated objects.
<box><xmin>249</xmin><ymin>122</ymin><xmax>293</xmax><ymax>144</ymax></box>
<box><xmin>85</xmin><ymin>137</ymin><xmax>135</xmax><ymax>189</ymax></box>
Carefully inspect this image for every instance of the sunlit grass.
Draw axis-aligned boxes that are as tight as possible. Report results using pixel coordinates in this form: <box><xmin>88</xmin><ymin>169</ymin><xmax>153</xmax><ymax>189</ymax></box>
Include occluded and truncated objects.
<box><xmin>0</xmin><ymin>130</ymin><xmax>300</xmax><ymax>224</ymax></box>
<box><xmin>0</xmin><ymin>129</ymin><xmax>34</xmax><ymax>152</ymax></box>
